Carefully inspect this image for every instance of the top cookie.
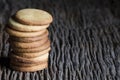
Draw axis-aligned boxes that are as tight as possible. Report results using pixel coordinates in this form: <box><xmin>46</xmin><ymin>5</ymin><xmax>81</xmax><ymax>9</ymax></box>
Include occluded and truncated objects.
<box><xmin>15</xmin><ymin>9</ymin><xmax>53</xmax><ymax>25</ymax></box>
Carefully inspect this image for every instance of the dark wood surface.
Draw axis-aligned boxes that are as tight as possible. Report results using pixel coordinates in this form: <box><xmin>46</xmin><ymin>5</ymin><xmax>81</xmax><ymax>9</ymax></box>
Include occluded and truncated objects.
<box><xmin>0</xmin><ymin>0</ymin><xmax>120</xmax><ymax>80</ymax></box>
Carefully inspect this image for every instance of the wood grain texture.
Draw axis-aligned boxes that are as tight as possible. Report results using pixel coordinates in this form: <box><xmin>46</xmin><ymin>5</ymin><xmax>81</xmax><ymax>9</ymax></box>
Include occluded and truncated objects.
<box><xmin>0</xmin><ymin>0</ymin><xmax>120</xmax><ymax>80</ymax></box>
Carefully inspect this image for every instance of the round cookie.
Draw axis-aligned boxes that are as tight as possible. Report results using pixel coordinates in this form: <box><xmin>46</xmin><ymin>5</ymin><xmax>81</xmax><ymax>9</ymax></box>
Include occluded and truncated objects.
<box><xmin>10</xmin><ymin>30</ymin><xmax>49</xmax><ymax>42</ymax></box>
<box><xmin>9</xmin><ymin>18</ymin><xmax>50</xmax><ymax>32</ymax></box>
<box><xmin>13</xmin><ymin>47</ymin><xmax>51</xmax><ymax>58</ymax></box>
<box><xmin>6</xmin><ymin>27</ymin><xmax>47</xmax><ymax>37</ymax></box>
<box><xmin>10</xmin><ymin>59</ymin><xmax>48</xmax><ymax>67</ymax></box>
<box><xmin>13</xmin><ymin>40</ymin><xmax>50</xmax><ymax>53</ymax></box>
<box><xmin>10</xmin><ymin>37</ymin><xmax>48</xmax><ymax>49</ymax></box>
<box><xmin>10</xmin><ymin>52</ymin><xmax>49</xmax><ymax>63</ymax></box>
<box><xmin>10</xmin><ymin>61</ymin><xmax>48</xmax><ymax>72</ymax></box>
<box><xmin>15</xmin><ymin>9</ymin><xmax>53</xmax><ymax>25</ymax></box>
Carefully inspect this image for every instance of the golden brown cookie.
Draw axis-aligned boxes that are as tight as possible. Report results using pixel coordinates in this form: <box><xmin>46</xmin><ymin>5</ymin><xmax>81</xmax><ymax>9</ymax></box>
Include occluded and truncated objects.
<box><xmin>10</xmin><ymin>37</ymin><xmax>48</xmax><ymax>49</ymax></box>
<box><xmin>6</xmin><ymin>27</ymin><xmax>46</xmax><ymax>37</ymax></box>
<box><xmin>10</xmin><ymin>60</ymin><xmax>48</xmax><ymax>67</ymax></box>
<box><xmin>13</xmin><ymin>40</ymin><xmax>50</xmax><ymax>53</ymax></box>
<box><xmin>10</xmin><ymin>61</ymin><xmax>48</xmax><ymax>72</ymax></box>
<box><xmin>10</xmin><ymin>52</ymin><xmax>49</xmax><ymax>63</ymax></box>
<box><xmin>13</xmin><ymin>47</ymin><xmax>51</xmax><ymax>58</ymax></box>
<box><xmin>9</xmin><ymin>18</ymin><xmax>50</xmax><ymax>32</ymax></box>
<box><xmin>15</xmin><ymin>9</ymin><xmax>53</xmax><ymax>25</ymax></box>
<box><xmin>10</xmin><ymin>30</ymin><xmax>49</xmax><ymax>42</ymax></box>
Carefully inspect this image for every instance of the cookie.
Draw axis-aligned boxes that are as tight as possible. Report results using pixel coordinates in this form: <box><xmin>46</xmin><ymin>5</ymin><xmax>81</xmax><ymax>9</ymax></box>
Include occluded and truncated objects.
<box><xmin>10</xmin><ymin>59</ymin><xmax>48</xmax><ymax>67</ymax></box>
<box><xmin>10</xmin><ymin>52</ymin><xmax>49</xmax><ymax>63</ymax></box>
<box><xmin>15</xmin><ymin>9</ymin><xmax>53</xmax><ymax>25</ymax></box>
<box><xmin>10</xmin><ymin>37</ymin><xmax>48</xmax><ymax>49</ymax></box>
<box><xmin>10</xmin><ymin>30</ymin><xmax>49</xmax><ymax>42</ymax></box>
<box><xmin>9</xmin><ymin>18</ymin><xmax>50</xmax><ymax>32</ymax></box>
<box><xmin>13</xmin><ymin>47</ymin><xmax>51</xmax><ymax>58</ymax></box>
<box><xmin>13</xmin><ymin>40</ymin><xmax>50</xmax><ymax>53</ymax></box>
<box><xmin>10</xmin><ymin>61</ymin><xmax>48</xmax><ymax>72</ymax></box>
<box><xmin>6</xmin><ymin>27</ymin><xmax>46</xmax><ymax>37</ymax></box>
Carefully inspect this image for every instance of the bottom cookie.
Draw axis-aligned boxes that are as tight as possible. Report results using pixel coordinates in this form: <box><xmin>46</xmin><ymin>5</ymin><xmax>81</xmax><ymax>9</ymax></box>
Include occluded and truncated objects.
<box><xmin>10</xmin><ymin>62</ymin><xmax>48</xmax><ymax>72</ymax></box>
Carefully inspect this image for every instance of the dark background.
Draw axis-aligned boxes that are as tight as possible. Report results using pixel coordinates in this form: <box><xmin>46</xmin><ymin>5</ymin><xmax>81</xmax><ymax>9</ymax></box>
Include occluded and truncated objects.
<box><xmin>0</xmin><ymin>0</ymin><xmax>120</xmax><ymax>80</ymax></box>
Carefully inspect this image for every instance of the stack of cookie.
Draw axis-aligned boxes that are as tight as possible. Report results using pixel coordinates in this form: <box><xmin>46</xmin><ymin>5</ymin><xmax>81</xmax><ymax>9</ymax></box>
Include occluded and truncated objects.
<box><xmin>6</xmin><ymin>9</ymin><xmax>53</xmax><ymax>72</ymax></box>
